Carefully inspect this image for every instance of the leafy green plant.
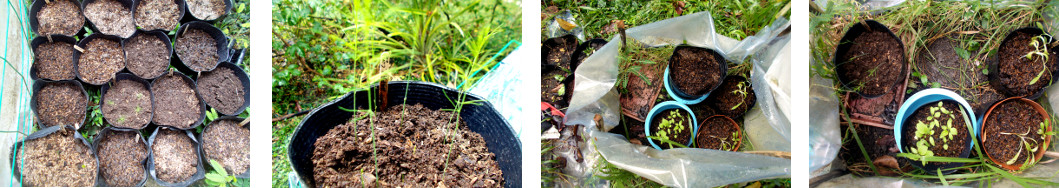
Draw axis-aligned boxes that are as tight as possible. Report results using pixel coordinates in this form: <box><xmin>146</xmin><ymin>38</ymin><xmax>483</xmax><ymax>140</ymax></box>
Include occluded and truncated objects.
<box><xmin>906</xmin><ymin>101</ymin><xmax>962</xmax><ymax>165</ymax></box>
<box><xmin>204</xmin><ymin>159</ymin><xmax>248</xmax><ymax>187</ymax></box>
<box><xmin>997</xmin><ymin>120</ymin><xmax>1052</xmax><ymax>168</ymax></box>
<box><xmin>729</xmin><ymin>81</ymin><xmax>750</xmax><ymax>110</ymax></box>
<box><xmin>1023</xmin><ymin>34</ymin><xmax>1051</xmax><ymax>85</ymax></box>
<box><xmin>654</xmin><ymin>110</ymin><xmax>690</xmax><ymax>148</ymax></box>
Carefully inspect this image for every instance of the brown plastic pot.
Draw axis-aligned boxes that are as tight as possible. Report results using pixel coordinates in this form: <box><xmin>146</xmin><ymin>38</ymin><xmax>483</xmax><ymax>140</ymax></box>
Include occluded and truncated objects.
<box><xmin>694</xmin><ymin>115</ymin><xmax>742</xmax><ymax>151</ymax></box>
<box><xmin>980</xmin><ymin>97</ymin><xmax>1052</xmax><ymax>171</ymax></box>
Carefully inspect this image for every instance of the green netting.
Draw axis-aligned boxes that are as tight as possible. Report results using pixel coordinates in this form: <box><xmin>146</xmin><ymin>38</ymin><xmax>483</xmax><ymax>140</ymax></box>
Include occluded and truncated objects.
<box><xmin>1</xmin><ymin>0</ymin><xmax>34</xmax><ymax>187</ymax></box>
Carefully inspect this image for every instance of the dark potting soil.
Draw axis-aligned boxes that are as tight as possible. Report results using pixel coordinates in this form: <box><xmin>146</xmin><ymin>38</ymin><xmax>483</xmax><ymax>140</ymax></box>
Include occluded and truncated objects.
<box><xmin>16</xmin><ymin>128</ymin><xmax>97</xmax><ymax>186</ymax></box>
<box><xmin>541</xmin><ymin>37</ymin><xmax>576</xmax><ymax>107</ymax></box>
<box><xmin>670</xmin><ymin>47</ymin><xmax>723</xmax><ymax>96</ymax></box>
<box><xmin>836</xmin><ymin>30</ymin><xmax>904</xmax><ymax>96</ymax></box>
<box><xmin>152</xmin><ymin>73</ymin><xmax>201</xmax><ymax>129</ymax></box>
<box><xmin>197</xmin><ymin>66</ymin><xmax>245</xmax><ymax>115</ymax></box>
<box><xmin>838</xmin><ymin>123</ymin><xmax>903</xmax><ymax>175</ymax></box>
<box><xmin>983</xmin><ymin>99</ymin><xmax>1045</xmax><ymax>167</ymax></box>
<box><xmin>186</xmin><ymin>0</ymin><xmax>226</xmax><ymax>20</ymax></box>
<box><xmin>84</xmin><ymin>0</ymin><xmax>135</xmax><ymax>38</ymax></box>
<box><xmin>152</xmin><ymin>128</ymin><xmax>198</xmax><ymax>183</ymax></box>
<box><xmin>997</xmin><ymin>32</ymin><xmax>1058</xmax><ymax>97</ymax></box>
<box><xmin>36</xmin><ymin>0</ymin><xmax>83</xmax><ymax>36</ymax></box>
<box><xmin>78</xmin><ymin>38</ymin><xmax>125</xmax><ymax>85</ymax></box>
<box><xmin>34</xmin><ymin>41</ymin><xmax>77</xmax><ymax>80</ymax></box>
<box><xmin>176</xmin><ymin>29</ymin><xmax>220</xmax><ymax>72</ymax></box>
<box><xmin>707</xmin><ymin>76</ymin><xmax>756</xmax><ymax>118</ymax></box>
<box><xmin>125</xmin><ymin>33</ymin><xmax>170</xmax><ymax>79</ymax></box>
<box><xmin>649</xmin><ymin>108</ymin><xmax>692</xmax><ymax>149</ymax></box>
<box><xmin>36</xmin><ymin>82</ymin><xmax>86</xmax><ymax>127</ymax></box>
<box><xmin>312</xmin><ymin>104</ymin><xmax>504</xmax><ymax>187</ymax></box>
<box><xmin>900</xmin><ymin>101</ymin><xmax>969</xmax><ymax>166</ymax></box>
<box><xmin>202</xmin><ymin>119</ymin><xmax>249</xmax><ymax>174</ymax></box>
<box><xmin>134</xmin><ymin>0</ymin><xmax>181</xmax><ymax>31</ymax></box>
<box><xmin>694</xmin><ymin>116</ymin><xmax>739</xmax><ymax>151</ymax></box>
<box><xmin>102</xmin><ymin>79</ymin><xmax>152</xmax><ymax>128</ymax></box>
<box><xmin>541</xmin><ymin>69</ymin><xmax>568</xmax><ymax>107</ymax></box>
<box><xmin>98</xmin><ymin>130</ymin><xmax>148</xmax><ymax>186</ymax></box>
<box><xmin>914</xmin><ymin>38</ymin><xmax>1004</xmax><ymax>114</ymax></box>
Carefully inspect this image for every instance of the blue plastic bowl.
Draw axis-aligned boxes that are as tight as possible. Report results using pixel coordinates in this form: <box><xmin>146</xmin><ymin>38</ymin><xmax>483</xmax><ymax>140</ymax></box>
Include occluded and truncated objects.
<box><xmin>663</xmin><ymin>67</ymin><xmax>709</xmax><ymax>104</ymax></box>
<box><xmin>644</xmin><ymin>101</ymin><xmax>698</xmax><ymax>150</ymax></box>
<box><xmin>894</xmin><ymin>88</ymin><xmax>978</xmax><ymax>173</ymax></box>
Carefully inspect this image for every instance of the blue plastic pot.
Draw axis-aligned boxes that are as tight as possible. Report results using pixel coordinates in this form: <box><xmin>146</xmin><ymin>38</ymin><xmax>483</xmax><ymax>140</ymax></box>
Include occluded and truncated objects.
<box><xmin>662</xmin><ymin>46</ymin><xmax>728</xmax><ymax>104</ymax></box>
<box><xmin>644</xmin><ymin>101</ymin><xmax>698</xmax><ymax>150</ymax></box>
<box><xmin>894</xmin><ymin>88</ymin><xmax>977</xmax><ymax>173</ymax></box>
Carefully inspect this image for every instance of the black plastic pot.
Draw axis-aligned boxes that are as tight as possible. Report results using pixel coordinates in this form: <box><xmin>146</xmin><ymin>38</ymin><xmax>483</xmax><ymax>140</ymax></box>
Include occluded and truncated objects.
<box><xmin>131</xmin><ymin>0</ymin><xmax>186</xmax><ymax>32</ymax></box>
<box><xmin>74</xmin><ymin>33</ymin><xmax>127</xmax><ymax>85</ymax></box>
<box><xmin>542</xmin><ymin>35</ymin><xmax>578</xmax><ymax>72</ymax></box>
<box><xmin>990</xmin><ymin>27</ymin><xmax>1059</xmax><ymax>100</ymax></box>
<box><xmin>572</xmin><ymin>38</ymin><xmax>608</xmax><ymax>70</ymax></box>
<box><xmin>92</xmin><ymin>126</ymin><xmax>150</xmax><ymax>187</ymax></box>
<box><xmin>80</xmin><ymin>0</ymin><xmax>136</xmax><ymax>38</ymax></box>
<box><xmin>123</xmin><ymin>30</ymin><xmax>174</xmax><ymax>80</ymax></box>
<box><xmin>11</xmin><ymin>125</ymin><xmax>99</xmax><ymax>187</ymax></box>
<box><xmin>30</xmin><ymin>34</ymin><xmax>79</xmax><ymax>81</ymax></box>
<box><xmin>150</xmin><ymin>70</ymin><xmax>207</xmax><ymax>130</ymax></box>
<box><xmin>29</xmin><ymin>0</ymin><xmax>86</xmax><ymax>37</ymax></box>
<box><xmin>182</xmin><ymin>0</ymin><xmax>232</xmax><ymax>22</ymax></box>
<box><xmin>288</xmin><ymin>81</ymin><xmax>521</xmax><ymax>188</ymax></box>
<box><xmin>194</xmin><ymin>62</ymin><xmax>249</xmax><ymax>116</ymax></box>
<box><xmin>31</xmin><ymin>79</ymin><xmax>88</xmax><ymax>130</ymax></box>
<box><xmin>198</xmin><ymin>116</ymin><xmax>249</xmax><ymax>178</ymax></box>
<box><xmin>147</xmin><ymin>126</ymin><xmax>205</xmax><ymax>187</ymax></box>
<box><xmin>100</xmin><ymin>73</ymin><xmax>154</xmax><ymax>129</ymax></box>
<box><xmin>665</xmin><ymin>46</ymin><xmax>729</xmax><ymax>101</ymax></box>
<box><xmin>172</xmin><ymin>21</ymin><xmax>230</xmax><ymax>73</ymax></box>
<box><xmin>832</xmin><ymin>20</ymin><xmax>907</xmax><ymax>98</ymax></box>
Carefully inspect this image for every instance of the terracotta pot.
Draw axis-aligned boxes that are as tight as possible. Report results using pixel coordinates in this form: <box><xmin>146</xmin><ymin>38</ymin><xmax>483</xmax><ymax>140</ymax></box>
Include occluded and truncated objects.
<box><xmin>695</xmin><ymin>115</ymin><xmax>742</xmax><ymax>151</ymax></box>
<box><xmin>980</xmin><ymin>97</ymin><xmax>1052</xmax><ymax>171</ymax></box>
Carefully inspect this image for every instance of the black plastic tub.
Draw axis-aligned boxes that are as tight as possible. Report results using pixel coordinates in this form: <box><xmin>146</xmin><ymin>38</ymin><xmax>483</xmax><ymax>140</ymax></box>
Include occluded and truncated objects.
<box><xmin>29</xmin><ymin>0</ymin><xmax>86</xmax><ymax>37</ymax></box>
<box><xmin>30</xmin><ymin>34</ymin><xmax>79</xmax><ymax>81</ymax></box>
<box><xmin>100</xmin><ymin>73</ymin><xmax>154</xmax><ymax>130</ymax></box>
<box><xmin>147</xmin><ymin>126</ymin><xmax>205</xmax><ymax>187</ymax></box>
<box><xmin>11</xmin><ymin>125</ymin><xmax>100</xmax><ymax>187</ymax></box>
<box><xmin>172</xmin><ymin>21</ymin><xmax>230</xmax><ymax>73</ymax></box>
<box><xmin>990</xmin><ymin>27</ymin><xmax>1059</xmax><ymax>100</ymax></box>
<box><xmin>181</xmin><ymin>0</ymin><xmax>232</xmax><ymax>22</ymax></box>
<box><xmin>31</xmin><ymin>79</ymin><xmax>88</xmax><ymax>130</ymax></box>
<box><xmin>194</xmin><ymin>62</ymin><xmax>249</xmax><ymax>116</ymax></box>
<box><xmin>150</xmin><ymin>70</ymin><xmax>206</xmax><ymax>130</ymax></box>
<box><xmin>198</xmin><ymin>116</ymin><xmax>249</xmax><ymax>178</ymax></box>
<box><xmin>665</xmin><ymin>45</ymin><xmax>729</xmax><ymax>102</ymax></box>
<box><xmin>832</xmin><ymin>20</ymin><xmax>907</xmax><ymax>98</ymax></box>
<box><xmin>74</xmin><ymin>33</ymin><xmax>127</xmax><ymax>85</ymax></box>
<box><xmin>123</xmin><ymin>30</ymin><xmax>174</xmax><ymax>80</ymax></box>
<box><xmin>92</xmin><ymin>126</ymin><xmax>150</xmax><ymax>187</ymax></box>
<box><xmin>80</xmin><ymin>0</ymin><xmax>136</xmax><ymax>38</ymax></box>
<box><xmin>131</xmin><ymin>0</ymin><xmax>186</xmax><ymax>32</ymax></box>
<box><xmin>288</xmin><ymin>81</ymin><xmax>522</xmax><ymax>188</ymax></box>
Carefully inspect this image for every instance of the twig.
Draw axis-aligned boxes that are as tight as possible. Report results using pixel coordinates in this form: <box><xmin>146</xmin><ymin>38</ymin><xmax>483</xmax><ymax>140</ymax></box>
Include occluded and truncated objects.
<box><xmin>272</xmin><ymin>110</ymin><xmax>309</xmax><ymax>122</ymax></box>
<box><xmin>847</xmin><ymin>118</ymin><xmax>894</xmax><ymax>130</ymax></box>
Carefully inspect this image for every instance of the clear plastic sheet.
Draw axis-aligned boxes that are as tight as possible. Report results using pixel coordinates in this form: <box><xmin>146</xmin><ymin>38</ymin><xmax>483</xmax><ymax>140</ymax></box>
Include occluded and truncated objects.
<box><xmin>545</xmin><ymin>10</ymin><xmax>586</xmax><ymax>41</ymax></box>
<box><xmin>809</xmin><ymin>59</ymin><xmax>842</xmax><ymax>176</ymax></box>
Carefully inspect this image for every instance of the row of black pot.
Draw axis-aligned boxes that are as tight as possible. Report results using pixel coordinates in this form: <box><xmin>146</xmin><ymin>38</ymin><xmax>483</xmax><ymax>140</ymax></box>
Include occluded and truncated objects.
<box><xmin>11</xmin><ymin>116</ymin><xmax>249</xmax><ymax>187</ymax></box>
<box><xmin>30</xmin><ymin>0</ymin><xmax>233</xmax><ymax>38</ymax></box>
<box><xmin>31</xmin><ymin>21</ymin><xmax>233</xmax><ymax>83</ymax></box>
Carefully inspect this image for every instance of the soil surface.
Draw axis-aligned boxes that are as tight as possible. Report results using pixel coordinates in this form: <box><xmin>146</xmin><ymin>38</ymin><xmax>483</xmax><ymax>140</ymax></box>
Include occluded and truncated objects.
<box><xmin>84</xmin><ymin>0</ymin><xmax>135</xmax><ymax>38</ymax></box>
<box><xmin>152</xmin><ymin>128</ymin><xmax>198</xmax><ymax>183</ymax></box>
<box><xmin>152</xmin><ymin>73</ymin><xmax>202</xmax><ymax>129</ymax></box>
<box><xmin>312</xmin><ymin>104</ymin><xmax>504</xmax><ymax>187</ymax></box>
<box><xmin>36</xmin><ymin>82</ymin><xmax>86</xmax><ymax>127</ymax></box>
<box><xmin>102</xmin><ymin>79</ymin><xmax>152</xmax><ymax>128</ymax></box>
<box><xmin>649</xmin><ymin>108</ymin><xmax>692</xmax><ymax>149</ymax></box>
<box><xmin>983</xmin><ymin>99</ymin><xmax>1045</xmax><ymax>167</ymax></box>
<box><xmin>836</xmin><ymin>30</ymin><xmax>904</xmax><ymax>96</ymax></box>
<box><xmin>900</xmin><ymin>101</ymin><xmax>969</xmax><ymax>167</ymax></box>
<box><xmin>839</xmin><ymin>123</ymin><xmax>903</xmax><ymax>175</ymax></box>
<box><xmin>34</xmin><ymin>41</ymin><xmax>77</xmax><ymax>80</ymax></box>
<box><xmin>16</xmin><ymin>128</ymin><xmax>97</xmax><ymax>186</ymax></box>
<box><xmin>694</xmin><ymin>116</ymin><xmax>740</xmax><ymax>151</ymax></box>
<box><xmin>78</xmin><ymin>38</ymin><xmax>125</xmax><ymax>85</ymax></box>
<box><xmin>125</xmin><ymin>33</ymin><xmax>170</xmax><ymax>79</ymax></box>
<box><xmin>176</xmin><ymin>29</ymin><xmax>220</xmax><ymax>72</ymax></box>
<box><xmin>36</xmin><ymin>0</ymin><xmax>83</xmax><ymax>36</ymax></box>
<box><xmin>98</xmin><ymin>130</ymin><xmax>148</xmax><ymax>186</ymax></box>
<box><xmin>914</xmin><ymin>38</ymin><xmax>1004</xmax><ymax>114</ymax></box>
<box><xmin>134</xmin><ymin>0</ymin><xmax>181</xmax><ymax>31</ymax></box>
<box><xmin>202</xmin><ymin>119</ymin><xmax>249</xmax><ymax>174</ymax></box>
<box><xmin>997</xmin><ymin>32</ymin><xmax>1058</xmax><ymax>98</ymax></box>
<box><xmin>186</xmin><ymin>0</ymin><xmax>226</xmax><ymax>20</ymax></box>
<box><xmin>707</xmin><ymin>76</ymin><xmax>756</xmax><ymax>119</ymax></box>
<box><xmin>197</xmin><ymin>66</ymin><xmax>245</xmax><ymax>115</ymax></box>
<box><xmin>541</xmin><ymin>37</ymin><xmax>576</xmax><ymax>107</ymax></box>
<box><xmin>670</xmin><ymin>47</ymin><xmax>723</xmax><ymax>96</ymax></box>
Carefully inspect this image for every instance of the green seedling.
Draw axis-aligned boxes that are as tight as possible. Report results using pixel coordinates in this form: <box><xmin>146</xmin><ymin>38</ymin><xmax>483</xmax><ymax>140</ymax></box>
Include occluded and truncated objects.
<box><xmin>730</xmin><ymin>81</ymin><xmax>750</xmax><ymax>110</ymax></box>
<box><xmin>1024</xmin><ymin>35</ymin><xmax>1052</xmax><ymax>85</ymax></box>
<box><xmin>908</xmin><ymin>101</ymin><xmax>961</xmax><ymax>165</ymax></box>
<box><xmin>655</xmin><ymin>110</ymin><xmax>690</xmax><ymax>148</ymax></box>
<box><xmin>998</xmin><ymin>120</ymin><xmax>1051</xmax><ymax>167</ymax></box>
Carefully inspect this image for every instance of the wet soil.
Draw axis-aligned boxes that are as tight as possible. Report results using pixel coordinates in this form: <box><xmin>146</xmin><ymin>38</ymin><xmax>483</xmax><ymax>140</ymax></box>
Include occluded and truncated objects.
<box><xmin>694</xmin><ymin>116</ymin><xmax>740</xmax><ymax>151</ymax></box>
<box><xmin>997</xmin><ymin>32</ymin><xmax>1058</xmax><ymax>98</ymax></box>
<box><xmin>899</xmin><ymin>101</ymin><xmax>969</xmax><ymax>167</ymax></box>
<box><xmin>649</xmin><ymin>108</ymin><xmax>692</xmax><ymax>149</ymax></box>
<box><xmin>197</xmin><ymin>66</ymin><xmax>245</xmax><ymax>115</ymax></box>
<box><xmin>77</xmin><ymin>38</ymin><xmax>125</xmax><ymax>85</ymax></box>
<box><xmin>16</xmin><ymin>128</ymin><xmax>97</xmax><ymax>186</ymax></box>
<box><xmin>176</xmin><ymin>29</ymin><xmax>220</xmax><ymax>72</ymax></box>
<box><xmin>151</xmin><ymin>73</ymin><xmax>201</xmax><ymax>129</ymax></box>
<box><xmin>836</xmin><ymin>30</ymin><xmax>904</xmax><ymax>96</ymax></box>
<box><xmin>36</xmin><ymin>0</ymin><xmax>84</xmax><ymax>36</ymax></box>
<box><xmin>124</xmin><ymin>33</ymin><xmax>170</xmax><ymax>79</ymax></box>
<box><xmin>312</xmin><ymin>104</ymin><xmax>503</xmax><ymax>187</ymax></box>
<box><xmin>983</xmin><ymin>99</ymin><xmax>1045</xmax><ymax>167</ymax></box>
<box><xmin>102</xmin><ymin>79</ymin><xmax>152</xmax><ymax>129</ymax></box>
<box><xmin>707</xmin><ymin>76</ymin><xmax>756</xmax><ymax>119</ymax></box>
<box><xmin>36</xmin><ymin>82</ymin><xmax>86</xmax><ymax>127</ymax></box>
<box><xmin>151</xmin><ymin>128</ymin><xmax>198</xmax><ymax>183</ymax></box>
<box><xmin>186</xmin><ymin>0</ymin><xmax>226</xmax><ymax>20</ymax></box>
<box><xmin>34</xmin><ymin>41</ymin><xmax>77</xmax><ymax>80</ymax></box>
<box><xmin>98</xmin><ymin>130</ymin><xmax>148</xmax><ymax>186</ymax></box>
<box><xmin>670</xmin><ymin>47</ymin><xmax>723</xmax><ymax>96</ymax></box>
<box><xmin>202</xmin><ymin>119</ymin><xmax>249</xmax><ymax>174</ymax></box>
<box><xmin>84</xmin><ymin>0</ymin><xmax>135</xmax><ymax>38</ymax></box>
<box><xmin>134</xmin><ymin>0</ymin><xmax>181</xmax><ymax>31</ymax></box>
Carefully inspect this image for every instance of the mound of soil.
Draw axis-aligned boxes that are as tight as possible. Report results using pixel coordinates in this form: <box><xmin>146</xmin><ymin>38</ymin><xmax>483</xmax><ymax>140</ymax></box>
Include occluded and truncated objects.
<box><xmin>900</xmin><ymin>101</ymin><xmax>969</xmax><ymax>167</ymax></box>
<box><xmin>134</xmin><ymin>0</ymin><xmax>181</xmax><ymax>31</ymax></box>
<box><xmin>649</xmin><ymin>108</ymin><xmax>692</xmax><ymax>149</ymax></box>
<box><xmin>84</xmin><ymin>0</ymin><xmax>135</xmax><ymax>38</ymax></box>
<box><xmin>34</xmin><ymin>41</ymin><xmax>77</xmax><ymax>80</ymax></box>
<box><xmin>98</xmin><ymin>130</ymin><xmax>148</xmax><ymax>186</ymax></box>
<box><xmin>16</xmin><ymin>128</ymin><xmax>97</xmax><ymax>186</ymax></box>
<box><xmin>312</xmin><ymin>104</ymin><xmax>504</xmax><ymax>187</ymax></box>
<box><xmin>836</xmin><ymin>30</ymin><xmax>904</xmax><ymax>96</ymax></box>
<box><xmin>997</xmin><ymin>32</ymin><xmax>1058</xmax><ymax>98</ymax></box>
<box><xmin>197</xmin><ymin>66</ymin><xmax>245</xmax><ymax>115</ymax></box>
<box><xmin>186</xmin><ymin>0</ymin><xmax>226</xmax><ymax>20</ymax></box>
<box><xmin>124</xmin><ymin>33</ymin><xmax>170</xmax><ymax>79</ymax></box>
<box><xmin>707</xmin><ymin>76</ymin><xmax>756</xmax><ymax>118</ymax></box>
<box><xmin>176</xmin><ymin>29</ymin><xmax>220</xmax><ymax>72</ymax></box>
<box><xmin>78</xmin><ymin>38</ymin><xmax>125</xmax><ymax>85</ymax></box>
<box><xmin>152</xmin><ymin>73</ymin><xmax>201</xmax><ymax>129</ymax></box>
<box><xmin>983</xmin><ymin>99</ymin><xmax>1045</xmax><ymax>167</ymax></box>
<box><xmin>694</xmin><ymin>116</ymin><xmax>740</xmax><ymax>151</ymax></box>
<box><xmin>670</xmin><ymin>47</ymin><xmax>723</xmax><ymax>96</ymax></box>
<box><xmin>151</xmin><ymin>128</ymin><xmax>198</xmax><ymax>183</ymax></box>
<box><xmin>36</xmin><ymin>82</ymin><xmax>86</xmax><ymax>127</ymax></box>
<box><xmin>36</xmin><ymin>0</ymin><xmax>83</xmax><ymax>36</ymax></box>
<box><xmin>102</xmin><ymin>79</ymin><xmax>152</xmax><ymax>128</ymax></box>
<box><xmin>202</xmin><ymin>119</ymin><xmax>249</xmax><ymax>174</ymax></box>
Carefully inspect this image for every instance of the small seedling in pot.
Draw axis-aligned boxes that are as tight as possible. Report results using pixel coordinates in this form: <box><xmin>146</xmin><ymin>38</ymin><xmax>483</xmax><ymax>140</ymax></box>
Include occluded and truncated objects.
<box><xmin>655</xmin><ymin>110</ymin><xmax>690</xmax><ymax>148</ymax></box>
<box><xmin>204</xmin><ymin>159</ymin><xmax>247</xmax><ymax>187</ymax></box>
<box><xmin>907</xmin><ymin>101</ymin><xmax>961</xmax><ymax>165</ymax></box>
<box><xmin>1023</xmin><ymin>35</ymin><xmax>1052</xmax><ymax>85</ymax></box>
<box><xmin>729</xmin><ymin>82</ymin><xmax>750</xmax><ymax>110</ymax></box>
<box><xmin>999</xmin><ymin>121</ymin><xmax>1052</xmax><ymax>167</ymax></box>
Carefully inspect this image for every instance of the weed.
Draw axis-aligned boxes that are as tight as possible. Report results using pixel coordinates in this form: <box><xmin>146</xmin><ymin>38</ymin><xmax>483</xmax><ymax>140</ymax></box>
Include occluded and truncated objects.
<box><xmin>205</xmin><ymin>159</ymin><xmax>248</xmax><ymax>187</ymax></box>
<box><xmin>1023</xmin><ymin>34</ymin><xmax>1051</xmax><ymax>85</ymax></box>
